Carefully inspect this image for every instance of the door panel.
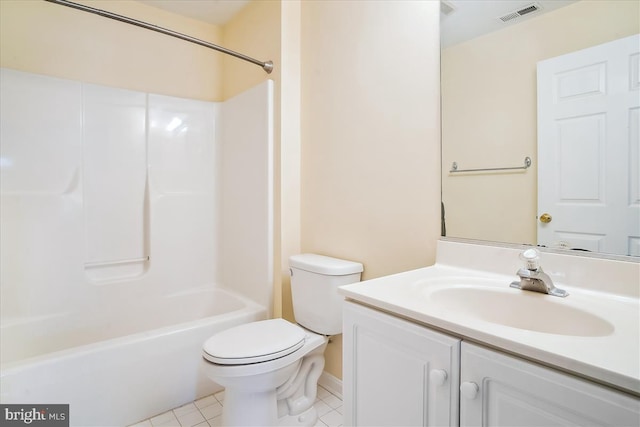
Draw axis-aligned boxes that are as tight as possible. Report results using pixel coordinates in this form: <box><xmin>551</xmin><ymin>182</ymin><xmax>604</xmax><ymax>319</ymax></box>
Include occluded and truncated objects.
<box><xmin>537</xmin><ymin>34</ymin><xmax>640</xmax><ymax>256</ymax></box>
<box><xmin>460</xmin><ymin>342</ymin><xmax>640</xmax><ymax>427</ymax></box>
<box><xmin>343</xmin><ymin>302</ymin><xmax>460</xmax><ymax>427</ymax></box>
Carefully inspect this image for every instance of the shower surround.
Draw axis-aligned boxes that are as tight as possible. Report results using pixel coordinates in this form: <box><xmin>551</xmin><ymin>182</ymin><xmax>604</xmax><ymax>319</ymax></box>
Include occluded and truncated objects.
<box><xmin>0</xmin><ymin>68</ymin><xmax>274</xmax><ymax>426</ymax></box>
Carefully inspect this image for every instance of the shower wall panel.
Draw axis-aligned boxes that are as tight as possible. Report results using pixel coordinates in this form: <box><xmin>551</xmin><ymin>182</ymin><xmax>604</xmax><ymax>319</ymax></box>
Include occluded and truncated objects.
<box><xmin>0</xmin><ymin>68</ymin><xmax>220</xmax><ymax>324</ymax></box>
<box><xmin>220</xmin><ymin>80</ymin><xmax>274</xmax><ymax>312</ymax></box>
<box><xmin>83</xmin><ymin>84</ymin><xmax>147</xmax><ymax>281</ymax></box>
<box><xmin>0</xmin><ymin>68</ymin><xmax>273</xmax><ymax>330</ymax></box>
<box><xmin>147</xmin><ymin>94</ymin><xmax>219</xmax><ymax>289</ymax></box>
<box><xmin>0</xmin><ymin>69</ymin><xmax>85</xmax><ymax>319</ymax></box>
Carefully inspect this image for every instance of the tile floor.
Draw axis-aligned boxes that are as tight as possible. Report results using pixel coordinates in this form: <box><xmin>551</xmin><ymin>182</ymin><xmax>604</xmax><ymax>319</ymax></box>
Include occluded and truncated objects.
<box><xmin>128</xmin><ymin>385</ymin><xmax>343</xmax><ymax>427</ymax></box>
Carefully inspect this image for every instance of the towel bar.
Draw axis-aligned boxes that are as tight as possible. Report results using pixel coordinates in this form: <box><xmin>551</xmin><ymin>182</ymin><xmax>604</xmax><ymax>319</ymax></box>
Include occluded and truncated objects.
<box><xmin>450</xmin><ymin>156</ymin><xmax>532</xmax><ymax>173</ymax></box>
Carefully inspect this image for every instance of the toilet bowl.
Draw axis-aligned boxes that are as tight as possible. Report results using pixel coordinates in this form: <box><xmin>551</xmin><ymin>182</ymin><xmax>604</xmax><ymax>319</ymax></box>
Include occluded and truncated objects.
<box><xmin>201</xmin><ymin>254</ymin><xmax>363</xmax><ymax>427</ymax></box>
<box><xmin>202</xmin><ymin>319</ymin><xmax>327</xmax><ymax>426</ymax></box>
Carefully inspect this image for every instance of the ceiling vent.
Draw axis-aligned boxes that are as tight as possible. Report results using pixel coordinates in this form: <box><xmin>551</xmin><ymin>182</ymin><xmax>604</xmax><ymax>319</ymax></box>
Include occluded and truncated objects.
<box><xmin>498</xmin><ymin>2</ymin><xmax>543</xmax><ymax>23</ymax></box>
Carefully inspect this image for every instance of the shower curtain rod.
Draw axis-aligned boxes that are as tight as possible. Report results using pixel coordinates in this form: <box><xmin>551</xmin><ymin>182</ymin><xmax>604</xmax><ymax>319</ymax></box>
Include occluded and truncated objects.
<box><xmin>44</xmin><ymin>0</ymin><xmax>274</xmax><ymax>74</ymax></box>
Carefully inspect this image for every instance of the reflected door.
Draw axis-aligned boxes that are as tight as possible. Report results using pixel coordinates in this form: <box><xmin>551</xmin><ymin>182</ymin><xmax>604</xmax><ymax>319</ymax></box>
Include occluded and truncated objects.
<box><xmin>537</xmin><ymin>34</ymin><xmax>640</xmax><ymax>256</ymax></box>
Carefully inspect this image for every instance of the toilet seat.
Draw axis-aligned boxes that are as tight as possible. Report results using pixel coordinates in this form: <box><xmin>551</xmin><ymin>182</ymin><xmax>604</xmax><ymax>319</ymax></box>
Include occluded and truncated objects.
<box><xmin>203</xmin><ymin>319</ymin><xmax>306</xmax><ymax>365</ymax></box>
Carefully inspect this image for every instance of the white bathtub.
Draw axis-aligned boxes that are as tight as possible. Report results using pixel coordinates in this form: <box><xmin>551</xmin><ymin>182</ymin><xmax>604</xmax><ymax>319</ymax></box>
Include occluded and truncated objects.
<box><xmin>0</xmin><ymin>288</ymin><xmax>267</xmax><ymax>426</ymax></box>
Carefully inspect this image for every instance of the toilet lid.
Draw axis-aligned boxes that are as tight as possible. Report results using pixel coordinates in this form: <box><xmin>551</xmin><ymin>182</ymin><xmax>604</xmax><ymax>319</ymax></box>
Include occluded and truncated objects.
<box><xmin>203</xmin><ymin>319</ymin><xmax>306</xmax><ymax>365</ymax></box>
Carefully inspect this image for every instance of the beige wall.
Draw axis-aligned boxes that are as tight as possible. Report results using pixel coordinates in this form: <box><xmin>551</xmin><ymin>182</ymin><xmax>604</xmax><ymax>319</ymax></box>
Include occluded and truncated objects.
<box><xmin>442</xmin><ymin>0</ymin><xmax>640</xmax><ymax>245</ymax></box>
<box><xmin>278</xmin><ymin>0</ymin><xmax>302</xmax><ymax>322</ymax></box>
<box><xmin>222</xmin><ymin>1</ymin><xmax>281</xmax><ymax>101</ymax></box>
<box><xmin>0</xmin><ymin>0</ymin><xmax>224</xmax><ymax>101</ymax></box>
<box><xmin>300</xmin><ymin>0</ymin><xmax>441</xmax><ymax>379</ymax></box>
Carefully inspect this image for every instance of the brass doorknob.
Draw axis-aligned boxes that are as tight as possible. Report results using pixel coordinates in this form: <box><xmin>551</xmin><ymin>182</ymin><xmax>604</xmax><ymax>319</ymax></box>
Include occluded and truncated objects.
<box><xmin>539</xmin><ymin>213</ymin><xmax>552</xmax><ymax>223</ymax></box>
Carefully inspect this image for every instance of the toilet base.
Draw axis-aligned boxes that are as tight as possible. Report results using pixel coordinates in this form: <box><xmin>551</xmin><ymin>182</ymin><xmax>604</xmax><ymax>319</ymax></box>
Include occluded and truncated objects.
<box><xmin>277</xmin><ymin>405</ymin><xmax>318</xmax><ymax>426</ymax></box>
<box><xmin>221</xmin><ymin>388</ymin><xmax>321</xmax><ymax>427</ymax></box>
<box><xmin>222</xmin><ymin>388</ymin><xmax>279</xmax><ymax>426</ymax></box>
<box><xmin>275</xmin><ymin>343</ymin><xmax>326</xmax><ymax>426</ymax></box>
<box><xmin>220</xmin><ymin>359</ymin><xmax>301</xmax><ymax>427</ymax></box>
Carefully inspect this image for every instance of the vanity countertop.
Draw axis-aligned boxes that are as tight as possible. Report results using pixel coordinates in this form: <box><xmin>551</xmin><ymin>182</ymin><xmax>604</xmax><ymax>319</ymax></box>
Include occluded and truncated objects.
<box><xmin>339</xmin><ymin>239</ymin><xmax>640</xmax><ymax>396</ymax></box>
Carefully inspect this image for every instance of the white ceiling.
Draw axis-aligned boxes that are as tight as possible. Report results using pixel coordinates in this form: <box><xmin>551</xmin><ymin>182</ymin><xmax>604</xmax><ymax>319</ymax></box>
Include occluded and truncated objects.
<box><xmin>138</xmin><ymin>0</ymin><xmax>578</xmax><ymax>47</ymax></box>
<box><xmin>138</xmin><ymin>0</ymin><xmax>250</xmax><ymax>25</ymax></box>
<box><xmin>441</xmin><ymin>0</ymin><xmax>579</xmax><ymax>47</ymax></box>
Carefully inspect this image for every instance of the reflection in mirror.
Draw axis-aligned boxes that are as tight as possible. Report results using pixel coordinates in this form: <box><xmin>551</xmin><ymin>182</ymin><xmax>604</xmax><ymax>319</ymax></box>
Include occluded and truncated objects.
<box><xmin>440</xmin><ymin>0</ymin><xmax>640</xmax><ymax>257</ymax></box>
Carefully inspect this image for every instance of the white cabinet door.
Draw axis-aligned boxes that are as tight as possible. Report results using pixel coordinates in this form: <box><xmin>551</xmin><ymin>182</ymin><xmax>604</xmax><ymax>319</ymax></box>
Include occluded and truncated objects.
<box><xmin>343</xmin><ymin>301</ymin><xmax>460</xmax><ymax>426</ymax></box>
<box><xmin>460</xmin><ymin>342</ymin><xmax>640</xmax><ymax>427</ymax></box>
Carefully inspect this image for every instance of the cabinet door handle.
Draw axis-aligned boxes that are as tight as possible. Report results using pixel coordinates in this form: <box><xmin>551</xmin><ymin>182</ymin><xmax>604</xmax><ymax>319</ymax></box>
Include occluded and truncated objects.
<box><xmin>460</xmin><ymin>381</ymin><xmax>479</xmax><ymax>399</ymax></box>
<box><xmin>430</xmin><ymin>369</ymin><xmax>448</xmax><ymax>386</ymax></box>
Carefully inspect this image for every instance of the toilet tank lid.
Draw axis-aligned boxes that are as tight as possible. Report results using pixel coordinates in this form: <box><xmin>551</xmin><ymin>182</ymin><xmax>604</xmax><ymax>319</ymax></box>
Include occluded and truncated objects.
<box><xmin>289</xmin><ymin>254</ymin><xmax>363</xmax><ymax>275</ymax></box>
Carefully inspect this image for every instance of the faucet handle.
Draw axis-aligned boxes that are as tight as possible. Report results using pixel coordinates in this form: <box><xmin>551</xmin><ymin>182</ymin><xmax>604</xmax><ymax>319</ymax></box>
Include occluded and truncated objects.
<box><xmin>520</xmin><ymin>248</ymin><xmax>541</xmax><ymax>271</ymax></box>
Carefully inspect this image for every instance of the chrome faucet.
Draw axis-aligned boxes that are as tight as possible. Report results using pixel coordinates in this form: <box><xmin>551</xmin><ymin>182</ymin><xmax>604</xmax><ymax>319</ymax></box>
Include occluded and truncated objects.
<box><xmin>510</xmin><ymin>249</ymin><xmax>568</xmax><ymax>297</ymax></box>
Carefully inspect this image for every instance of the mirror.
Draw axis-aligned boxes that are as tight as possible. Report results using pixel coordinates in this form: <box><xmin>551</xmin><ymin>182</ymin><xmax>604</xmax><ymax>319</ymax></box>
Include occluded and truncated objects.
<box><xmin>440</xmin><ymin>0</ymin><xmax>640</xmax><ymax>258</ymax></box>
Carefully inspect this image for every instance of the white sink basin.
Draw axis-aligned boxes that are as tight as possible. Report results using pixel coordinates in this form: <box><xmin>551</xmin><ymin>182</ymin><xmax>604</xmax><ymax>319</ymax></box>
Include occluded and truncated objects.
<box><xmin>338</xmin><ymin>241</ymin><xmax>640</xmax><ymax>395</ymax></box>
<box><xmin>425</xmin><ymin>285</ymin><xmax>614</xmax><ymax>337</ymax></box>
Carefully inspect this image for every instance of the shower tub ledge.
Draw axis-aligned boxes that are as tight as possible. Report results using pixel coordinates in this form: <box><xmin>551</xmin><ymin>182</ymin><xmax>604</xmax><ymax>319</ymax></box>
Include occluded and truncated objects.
<box><xmin>0</xmin><ymin>288</ymin><xmax>267</xmax><ymax>427</ymax></box>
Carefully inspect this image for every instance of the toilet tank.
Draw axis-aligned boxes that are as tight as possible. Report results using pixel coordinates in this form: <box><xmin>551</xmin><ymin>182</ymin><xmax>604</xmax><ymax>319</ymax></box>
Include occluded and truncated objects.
<box><xmin>289</xmin><ymin>254</ymin><xmax>363</xmax><ymax>335</ymax></box>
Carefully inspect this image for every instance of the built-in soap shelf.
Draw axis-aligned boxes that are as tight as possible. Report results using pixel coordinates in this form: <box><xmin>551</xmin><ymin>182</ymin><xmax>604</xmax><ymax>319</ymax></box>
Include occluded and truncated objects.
<box><xmin>84</xmin><ymin>256</ymin><xmax>149</xmax><ymax>283</ymax></box>
<box><xmin>84</xmin><ymin>256</ymin><xmax>149</xmax><ymax>268</ymax></box>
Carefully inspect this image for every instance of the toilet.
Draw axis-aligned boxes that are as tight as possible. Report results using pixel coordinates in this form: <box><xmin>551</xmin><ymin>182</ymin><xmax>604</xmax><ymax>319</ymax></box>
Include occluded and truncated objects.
<box><xmin>201</xmin><ymin>254</ymin><xmax>363</xmax><ymax>427</ymax></box>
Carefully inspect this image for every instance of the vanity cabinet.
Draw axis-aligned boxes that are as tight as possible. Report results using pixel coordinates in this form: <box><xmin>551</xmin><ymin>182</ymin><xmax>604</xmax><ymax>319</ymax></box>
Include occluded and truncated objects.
<box><xmin>343</xmin><ymin>301</ymin><xmax>640</xmax><ymax>427</ymax></box>
<box><xmin>343</xmin><ymin>301</ymin><xmax>460</xmax><ymax>426</ymax></box>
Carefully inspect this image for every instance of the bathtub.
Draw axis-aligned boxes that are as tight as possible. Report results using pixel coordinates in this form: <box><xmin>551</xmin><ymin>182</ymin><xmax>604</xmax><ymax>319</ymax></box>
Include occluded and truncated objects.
<box><xmin>0</xmin><ymin>287</ymin><xmax>267</xmax><ymax>426</ymax></box>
